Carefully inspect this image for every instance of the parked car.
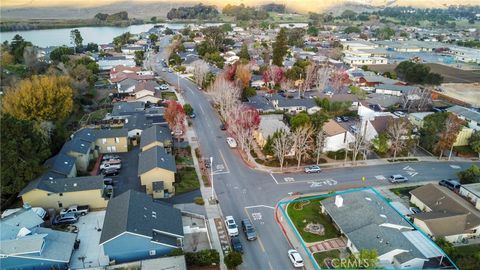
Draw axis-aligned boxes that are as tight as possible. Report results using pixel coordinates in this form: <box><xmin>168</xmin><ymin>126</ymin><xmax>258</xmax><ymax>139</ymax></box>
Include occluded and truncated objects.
<box><xmin>102</xmin><ymin>168</ymin><xmax>120</xmax><ymax>176</ymax></box>
<box><xmin>104</xmin><ymin>185</ymin><xmax>114</xmax><ymax>198</ymax></box>
<box><xmin>230</xmin><ymin>236</ymin><xmax>243</xmax><ymax>253</ymax></box>
<box><xmin>100</xmin><ymin>162</ymin><xmax>121</xmax><ymax>170</ymax></box>
<box><xmin>340</xmin><ymin>116</ymin><xmax>350</xmax><ymax>122</ymax></box>
<box><xmin>389</xmin><ymin>174</ymin><xmax>408</xmax><ymax>183</ymax></box>
<box><xmin>220</xmin><ymin>123</ymin><xmax>227</xmax><ymax>130</ymax></box>
<box><xmin>225</xmin><ymin>216</ymin><xmax>239</xmax><ymax>236</ymax></box>
<box><xmin>102</xmin><ymin>154</ymin><xmax>120</xmax><ymax>161</ymax></box>
<box><xmin>350</xmin><ymin>125</ymin><xmax>359</xmax><ymax>134</ymax></box>
<box><xmin>189</xmin><ymin>113</ymin><xmax>196</xmax><ymax>118</ymax></box>
<box><xmin>159</xmin><ymin>84</ymin><xmax>169</xmax><ymax>90</ymax></box>
<box><xmin>102</xmin><ymin>159</ymin><xmax>121</xmax><ymax>165</ymax></box>
<box><xmin>439</xmin><ymin>179</ymin><xmax>461</xmax><ymax>191</ymax></box>
<box><xmin>335</xmin><ymin>116</ymin><xmax>343</xmax><ymax>123</ymax></box>
<box><xmin>304</xmin><ymin>165</ymin><xmax>322</xmax><ymax>174</ymax></box>
<box><xmin>241</xmin><ymin>219</ymin><xmax>257</xmax><ymax>241</ymax></box>
<box><xmin>162</xmin><ymin>68</ymin><xmax>167</xmax><ymax>72</ymax></box>
<box><xmin>60</xmin><ymin>205</ymin><xmax>89</xmax><ymax>216</ymax></box>
<box><xmin>52</xmin><ymin>213</ymin><xmax>79</xmax><ymax>225</ymax></box>
<box><xmin>393</xmin><ymin>111</ymin><xmax>406</xmax><ymax>117</ymax></box>
<box><xmin>226</xmin><ymin>137</ymin><xmax>237</xmax><ymax>148</ymax></box>
<box><xmin>103</xmin><ymin>178</ymin><xmax>114</xmax><ymax>185</ymax></box>
<box><xmin>204</xmin><ymin>159</ymin><xmax>211</xmax><ymax>168</ymax></box>
<box><xmin>168</xmin><ymin>68</ymin><xmax>173</xmax><ymax>73</ymax></box>
<box><xmin>288</xmin><ymin>249</ymin><xmax>304</xmax><ymax>268</ymax></box>
<box><xmin>409</xmin><ymin>207</ymin><xmax>421</xmax><ymax>214</ymax></box>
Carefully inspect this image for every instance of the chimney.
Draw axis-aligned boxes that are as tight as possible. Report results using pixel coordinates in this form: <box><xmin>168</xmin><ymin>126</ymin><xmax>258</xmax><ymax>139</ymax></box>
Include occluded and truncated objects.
<box><xmin>335</xmin><ymin>195</ymin><xmax>343</xmax><ymax>208</ymax></box>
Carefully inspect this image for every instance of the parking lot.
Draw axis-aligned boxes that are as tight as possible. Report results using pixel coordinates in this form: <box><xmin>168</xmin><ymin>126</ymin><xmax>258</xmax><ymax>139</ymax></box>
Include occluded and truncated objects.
<box><xmin>70</xmin><ymin>211</ymin><xmax>109</xmax><ymax>269</ymax></box>
<box><xmin>101</xmin><ymin>146</ymin><xmax>145</xmax><ymax>197</ymax></box>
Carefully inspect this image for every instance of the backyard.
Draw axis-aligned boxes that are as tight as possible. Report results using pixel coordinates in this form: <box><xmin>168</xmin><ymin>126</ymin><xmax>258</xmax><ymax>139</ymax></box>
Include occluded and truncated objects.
<box><xmin>162</xmin><ymin>91</ymin><xmax>178</xmax><ymax>101</ymax></box>
<box><xmin>390</xmin><ymin>185</ymin><xmax>421</xmax><ymax>198</ymax></box>
<box><xmin>286</xmin><ymin>198</ymin><xmax>340</xmax><ymax>243</ymax></box>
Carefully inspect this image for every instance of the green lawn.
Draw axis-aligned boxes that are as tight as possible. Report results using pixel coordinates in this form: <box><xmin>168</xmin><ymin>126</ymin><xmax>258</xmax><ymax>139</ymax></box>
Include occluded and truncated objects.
<box><xmin>175</xmin><ymin>156</ymin><xmax>193</xmax><ymax>166</ymax></box>
<box><xmin>89</xmin><ymin>109</ymin><xmax>108</xmax><ymax>121</ymax></box>
<box><xmin>313</xmin><ymin>250</ymin><xmax>341</xmax><ymax>268</ymax></box>
<box><xmin>448</xmin><ymin>244</ymin><xmax>480</xmax><ymax>270</ymax></box>
<box><xmin>390</xmin><ymin>186</ymin><xmax>421</xmax><ymax>198</ymax></box>
<box><xmin>161</xmin><ymin>91</ymin><xmax>177</xmax><ymax>101</ymax></box>
<box><xmin>286</xmin><ymin>198</ymin><xmax>340</xmax><ymax>243</ymax></box>
<box><xmin>174</xmin><ymin>167</ymin><xmax>200</xmax><ymax>194</ymax></box>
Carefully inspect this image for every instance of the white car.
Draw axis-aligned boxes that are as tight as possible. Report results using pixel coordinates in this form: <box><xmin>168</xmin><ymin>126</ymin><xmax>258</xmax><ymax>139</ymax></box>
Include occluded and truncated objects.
<box><xmin>304</xmin><ymin>165</ymin><xmax>321</xmax><ymax>173</ymax></box>
<box><xmin>100</xmin><ymin>162</ymin><xmax>121</xmax><ymax>170</ymax></box>
<box><xmin>288</xmin><ymin>249</ymin><xmax>304</xmax><ymax>268</ymax></box>
<box><xmin>159</xmin><ymin>84</ymin><xmax>169</xmax><ymax>90</ymax></box>
<box><xmin>393</xmin><ymin>111</ymin><xmax>406</xmax><ymax>117</ymax></box>
<box><xmin>226</xmin><ymin>137</ymin><xmax>237</xmax><ymax>148</ymax></box>
<box><xmin>224</xmin><ymin>216</ymin><xmax>239</xmax><ymax>236</ymax></box>
<box><xmin>389</xmin><ymin>174</ymin><xmax>408</xmax><ymax>183</ymax></box>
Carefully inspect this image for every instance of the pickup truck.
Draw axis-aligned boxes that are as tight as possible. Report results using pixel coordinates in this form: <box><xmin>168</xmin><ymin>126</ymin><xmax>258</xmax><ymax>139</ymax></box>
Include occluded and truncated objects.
<box><xmin>60</xmin><ymin>205</ymin><xmax>89</xmax><ymax>216</ymax></box>
<box><xmin>100</xmin><ymin>162</ymin><xmax>121</xmax><ymax>170</ymax></box>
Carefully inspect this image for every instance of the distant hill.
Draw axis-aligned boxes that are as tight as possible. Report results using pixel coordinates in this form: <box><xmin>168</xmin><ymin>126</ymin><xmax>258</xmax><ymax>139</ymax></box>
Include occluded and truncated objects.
<box><xmin>1</xmin><ymin>0</ymin><xmax>479</xmax><ymax>20</ymax></box>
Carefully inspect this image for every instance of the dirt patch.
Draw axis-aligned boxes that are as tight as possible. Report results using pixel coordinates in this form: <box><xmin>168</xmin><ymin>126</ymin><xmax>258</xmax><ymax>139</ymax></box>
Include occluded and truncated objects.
<box><xmin>368</xmin><ymin>63</ymin><xmax>480</xmax><ymax>83</ymax></box>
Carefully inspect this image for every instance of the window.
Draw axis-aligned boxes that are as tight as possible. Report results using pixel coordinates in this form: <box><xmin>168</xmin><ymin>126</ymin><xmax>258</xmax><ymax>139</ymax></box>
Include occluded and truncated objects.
<box><xmin>58</xmin><ymin>202</ymin><xmax>63</xmax><ymax>208</ymax></box>
<box><xmin>115</xmin><ymin>137</ymin><xmax>120</xmax><ymax>143</ymax></box>
<box><xmin>59</xmin><ymin>193</ymin><xmax>63</xmax><ymax>196</ymax></box>
<box><xmin>149</xmin><ymin>250</ymin><xmax>156</xmax><ymax>256</ymax></box>
<box><xmin>102</xmin><ymin>138</ymin><xmax>107</xmax><ymax>144</ymax></box>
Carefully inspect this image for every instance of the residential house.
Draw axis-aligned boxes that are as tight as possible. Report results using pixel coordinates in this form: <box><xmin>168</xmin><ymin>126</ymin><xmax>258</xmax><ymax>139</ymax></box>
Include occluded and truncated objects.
<box><xmin>110</xmin><ymin>65</ymin><xmax>142</xmax><ymax>79</ymax></box>
<box><xmin>0</xmin><ymin>207</ymin><xmax>77</xmax><ymax>270</ymax></box>
<box><xmin>98</xmin><ymin>56</ymin><xmax>136</xmax><ymax>71</ymax></box>
<box><xmin>254</xmin><ymin>115</ymin><xmax>289</xmax><ymax>148</ymax></box>
<box><xmin>110</xmin><ymin>101</ymin><xmax>146</xmax><ymax>119</ymax></box>
<box><xmin>408</xmin><ymin>112</ymin><xmax>434</xmax><ymax>128</ymax></box>
<box><xmin>138</xmin><ymin>146</ymin><xmax>176</xmax><ymax>197</ymax></box>
<box><xmin>270</xmin><ymin>95</ymin><xmax>320</xmax><ymax>114</ymax></box>
<box><xmin>95</xmin><ymin>128</ymin><xmax>129</xmax><ymax>153</ymax></box>
<box><xmin>99</xmin><ymin>190</ymin><xmax>183</xmax><ymax>264</ymax></box>
<box><xmin>19</xmin><ymin>175</ymin><xmax>108</xmax><ymax>210</ymax></box>
<box><xmin>322</xmin><ymin>120</ymin><xmax>355</xmax><ymax>152</ymax></box>
<box><xmin>446</xmin><ymin>105</ymin><xmax>480</xmax><ymax>131</ymax></box>
<box><xmin>410</xmin><ymin>183</ymin><xmax>480</xmax><ymax>243</ymax></box>
<box><xmin>117</xmin><ymin>78</ymin><xmax>140</xmax><ymax>94</ymax></box>
<box><xmin>48</xmin><ymin>153</ymin><xmax>77</xmax><ymax>178</ymax></box>
<box><xmin>375</xmin><ymin>84</ymin><xmax>418</xmax><ymax>97</ymax></box>
<box><xmin>132</xmin><ymin>81</ymin><xmax>161</xmax><ymax>103</ymax></box>
<box><xmin>322</xmin><ymin>190</ymin><xmax>446</xmax><ymax>269</ymax></box>
<box><xmin>140</xmin><ymin>125</ymin><xmax>173</xmax><ymax>152</ymax></box>
<box><xmin>60</xmin><ymin>128</ymin><xmax>97</xmax><ymax>173</ymax></box>
<box><xmin>121</xmin><ymin>45</ymin><xmax>145</xmax><ymax>54</ymax></box>
<box><xmin>124</xmin><ymin>113</ymin><xmax>153</xmax><ymax>138</ymax></box>
<box><xmin>343</xmin><ymin>56</ymin><xmax>388</xmax><ymax>66</ymax></box>
<box><xmin>459</xmin><ymin>183</ymin><xmax>480</xmax><ymax>211</ymax></box>
<box><xmin>245</xmin><ymin>95</ymin><xmax>275</xmax><ymax>113</ymax></box>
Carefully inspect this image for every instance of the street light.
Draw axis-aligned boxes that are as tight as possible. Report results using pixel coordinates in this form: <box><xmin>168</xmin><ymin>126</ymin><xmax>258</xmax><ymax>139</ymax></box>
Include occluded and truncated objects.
<box><xmin>210</xmin><ymin>156</ymin><xmax>215</xmax><ymax>202</ymax></box>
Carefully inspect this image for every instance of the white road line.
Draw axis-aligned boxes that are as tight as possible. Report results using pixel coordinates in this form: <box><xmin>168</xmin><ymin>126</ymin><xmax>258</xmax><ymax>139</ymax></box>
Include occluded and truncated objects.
<box><xmin>450</xmin><ymin>165</ymin><xmax>461</xmax><ymax>169</ymax></box>
<box><xmin>218</xmin><ymin>150</ymin><xmax>229</xmax><ymax>172</ymax></box>
<box><xmin>244</xmin><ymin>205</ymin><xmax>276</xmax><ymax>210</ymax></box>
<box><xmin>212</xmin><ymin>171</ymin><xmax>230</xmax><ymax>175</ymax></box>
<box><xmin>269</xmin><ymin>173</ymin><xmax>279</xmax><ymax>184</ymax></box>
<box><xmin>199</xmin><ymin>104</ymin><xmax>206</xmax><ymax>114</ymax></box>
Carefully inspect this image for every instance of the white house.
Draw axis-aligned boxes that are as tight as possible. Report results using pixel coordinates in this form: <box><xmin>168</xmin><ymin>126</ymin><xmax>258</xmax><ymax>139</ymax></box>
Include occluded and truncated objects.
<box><xmin>343</xmin><ymin>56</ymin><xmax>388</xmax><ymax>66</ymax></box>
<box><xmin>322</xmin><ymin>120</ymin><xmax>355</xmax><ymax>152</ymax></box>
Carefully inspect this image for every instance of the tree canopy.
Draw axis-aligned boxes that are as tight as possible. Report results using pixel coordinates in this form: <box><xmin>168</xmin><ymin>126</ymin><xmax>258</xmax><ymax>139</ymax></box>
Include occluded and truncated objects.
<box><xmin>272</xmin><ymin>28</ymin><xmax>288</xmax><ymax>66</ymax></box>
<box><xmin>2</xmin><ymin>75</ymin><xmax>74</xmax><ymax>122</ymax></box>
<box><xmin>167</xmin><ymin>4</ymin><xmax>219</xmax><ymax>20</ymax></box>
<box><xmin>395</xmin><ymin>61</ymin><xmax>443</xmax><ymax>85</ymax></box>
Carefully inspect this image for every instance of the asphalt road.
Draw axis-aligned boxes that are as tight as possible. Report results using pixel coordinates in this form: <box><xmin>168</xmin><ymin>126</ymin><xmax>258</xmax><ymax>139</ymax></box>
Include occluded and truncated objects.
<box><xmin>149</xmin><ymin>37</ymin><xmax>479</xmax><ymax>270</ymax></box>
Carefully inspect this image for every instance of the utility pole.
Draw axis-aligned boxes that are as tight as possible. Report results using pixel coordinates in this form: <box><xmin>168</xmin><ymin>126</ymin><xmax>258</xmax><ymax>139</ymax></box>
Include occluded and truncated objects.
<box><xmin>210</xmin><ymin>156</ymin><xmax>215</xmax><ymax>202</ymax></box>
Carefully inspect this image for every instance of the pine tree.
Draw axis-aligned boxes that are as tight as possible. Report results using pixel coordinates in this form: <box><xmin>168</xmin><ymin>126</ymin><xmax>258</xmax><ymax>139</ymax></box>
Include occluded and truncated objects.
<box><xmin>238</xmin><ymin>43</ymin><xmax>250</xmax><ymax>61</ymax></box>
<box><xmin>272</xmin><ymin>28</ymin><xmax>288</xmax><ymax>66</ymax></box>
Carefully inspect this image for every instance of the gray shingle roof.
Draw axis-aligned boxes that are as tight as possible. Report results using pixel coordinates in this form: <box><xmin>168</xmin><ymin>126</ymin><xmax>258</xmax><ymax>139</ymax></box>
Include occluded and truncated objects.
<box><xmin>375</xmin><ymin>84</ymin><xmax>417</xmax><ymax>93</ymax></box>
<box><xmin>50</xmin><ymin>154</ymin><xmax>76</xmax><ymax>176</ymax></box>
<box><xmin>245</xmin><ymin>95</ymin><xmax>275</xmax><ymax>112</ymax></box>
<box><xmin>99</xmin><ymin>190</ymin><xmax>183</xmax><ymax>245</ymax></box>
<box><xmin>61</xmin><ymin>138</ymin><xmax>91</xmax><ymax>155</ymax></box>
<box><xmin>112</xmin><ymin>101</ymin><xmax>145</xmax><ymax>116</ymax></box>
<box><xmin>19</xmin><ymin>175</ymin><xmax>104</xmax><ymax>196</ymax></box>
<box><xmin>322</xmin><ymin>190</ymin><xmax>429</xmax><ymax>264</ymax></box>
<box><xmin>95</xmin><ymin>128</ymin><xmax>128</xmax><ymax>139</ymax></box>
<box><xmin>271</xmin><ymin>94</ymin><xmax>318</xmax><ymax>108</ymax></box>
<box><xmin>124</xmin><ymin>113</ymin><xmax>152</xmax><ymax>131</ymax></box>
<box><xmin>73</xmin><ymin>128</ymin><xmax>97</xmax><ymax>143</ymax></box>
<box><xmin>140</xmin><ymin>125</ymin><xmax>172</xmax><ymax>149</ymax></box>
<box><xmin>138</xmin><ymin>146</ymin><xmax>176</xmax><ymax>175</ymax></box>
<box><xmin>447</xmin><ymin>105</ymin><xmax>480</xmax><ymax>123</ymax></box>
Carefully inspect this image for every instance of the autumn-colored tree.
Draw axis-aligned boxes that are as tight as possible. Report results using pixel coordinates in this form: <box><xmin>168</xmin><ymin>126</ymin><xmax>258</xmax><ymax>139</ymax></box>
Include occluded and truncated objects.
<box><xmin>227</xmin><ymin>105</ymin><xmax>260</xmax><ymax>159</ymax></box>
<box><xmin>263</xmin><ymin>65</ymin><xmax>284</xmax><ymax>87</ymax></box>
<box><xmin>1</xmin><ymin>51</ymin><xmax>15</xmax><ymax>66</ymax></box>
<box><xmin>2</xmin><ymin>75</ymin><xmax>74</xmax><ymax>122</ymax></box>
<box><xmin>235</xmin><ymin>64</ymin><xmax>252</xmax><ymax>89</ymax></box>
<box><xmin>435</xmin><ymin>114</ymin><xmax>464</xmax><ymax>159</ymax></box>
<box><xmin>329</xmin><ymin>68</ymin><xmax>349</xmax><ymax>93</ymax></box>
<box><xmin>223</xmin><ymin>63</ymin><xmax>238</xmax><ymax>81</ymax></box>
<box><xmin>164</xmin><ymin>100</ymin><xmax>186</xmax><ymax>139</ymax></box>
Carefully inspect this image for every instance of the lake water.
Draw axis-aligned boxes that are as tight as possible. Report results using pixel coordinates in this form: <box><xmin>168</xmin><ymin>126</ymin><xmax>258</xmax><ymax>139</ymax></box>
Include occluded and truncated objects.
<box><xmin>0</xmin><ymin>23</ymin><xmax>200</xmax><ymax>47</ymax></box>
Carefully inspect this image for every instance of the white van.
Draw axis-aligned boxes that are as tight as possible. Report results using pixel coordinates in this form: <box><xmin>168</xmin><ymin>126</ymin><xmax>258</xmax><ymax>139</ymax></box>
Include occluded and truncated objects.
<box><xmin>226</xmin><ymin>137</ymin><xmax>237</xmax><ymax>148</ymax></box>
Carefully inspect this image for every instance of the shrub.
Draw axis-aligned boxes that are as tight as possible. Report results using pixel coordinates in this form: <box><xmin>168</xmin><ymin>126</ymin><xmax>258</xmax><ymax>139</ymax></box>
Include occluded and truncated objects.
<box><xmin>194</xmin><ymin>197</ymin><xmax>205</xmax><ymax>205</ymax></box>
<box><xmin>186</xmin><ymin>249</ymin><xmax>220</xmax><ymax>266</ymax></box>
<box><xmin>225</xmin><ymin>251</ymin><xmax>243</xmax><ymax>269</ymax></box>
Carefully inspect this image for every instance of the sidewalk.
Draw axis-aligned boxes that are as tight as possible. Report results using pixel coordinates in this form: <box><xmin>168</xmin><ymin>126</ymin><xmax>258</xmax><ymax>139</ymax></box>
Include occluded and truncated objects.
<box><xmin>253</xmin><ymin>155</ymin><xmax>476</xmax><ymax>174</ymax></box>
<box><xmin>179</xmin><ymin>91</ymin><xmax>227</xmax><ymax>270</ymax></box>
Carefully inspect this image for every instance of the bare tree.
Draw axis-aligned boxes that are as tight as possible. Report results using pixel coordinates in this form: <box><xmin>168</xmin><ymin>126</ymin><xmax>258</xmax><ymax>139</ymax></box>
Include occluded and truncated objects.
<box><xmin>401</xmin><ymin>87</ymin><xmax>432</xmax><ymax>112</ymax></box>
<box><xmin>208</xmin><ymin>76</ymin><xmax>240</xmax><ymax>120</ymax></box>
<box><xmin>226</xmin><ymin>105</ymin><xmax>260</xmax><ymax>160</ymax></box>
<box><xmin>192</xmin><ymin>60</ymin><xmax>210</xmax><ymax>86</ymax></box>
<box><xmin>292</xmin><ymin>123</ymin><xmax>314</xmax><ymax>169</ymax></box>
<box><xmin>350</xmin><ymin>121</ymin><xmax>369</xmax><ymax>165</ymax></box>
<box><xmin>273</xmin><ymin>129</ymin><xmax>293</xmax><ymax>171</ymax></box>
<box><xmin>300</xmin><ymin>62</ymin><xmax>318</xmax><ymax>97</ymax></box>
<box><xmin>315</xmin><ymin>64</ymin><xmax>331</xmax><ymax>93</ymax></box>
<box><xmin>387</xmin><ymin>118</ymin><xmax>412</xmax><ymax>161</ymax></box>
<box><xmin>315</xmin><ymin>130</ymin><xmax>327</xmax><ymax>165</ymax></box>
